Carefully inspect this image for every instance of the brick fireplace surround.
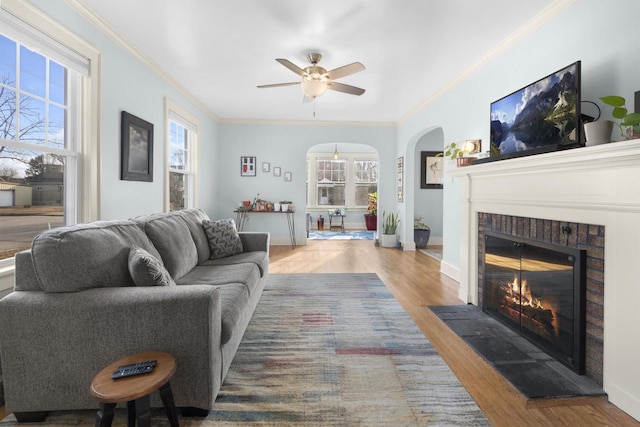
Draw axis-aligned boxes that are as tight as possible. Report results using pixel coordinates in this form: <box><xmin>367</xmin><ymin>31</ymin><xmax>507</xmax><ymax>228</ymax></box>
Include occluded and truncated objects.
<box><xmin>477</xmin><ymin>213</ymin><xmax>604</xmax><ymax>385</ymax></box>
<box><xmin>448</xmin><ymin>139</ymin><xmax>640</xmax><ymax>421</ymax></box>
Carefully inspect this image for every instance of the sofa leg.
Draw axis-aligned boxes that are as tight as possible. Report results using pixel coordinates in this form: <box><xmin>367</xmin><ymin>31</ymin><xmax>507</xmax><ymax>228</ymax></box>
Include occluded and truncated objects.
<box><xmin>179</xmin><ymin>407</ymin><xmax>210</xmax><ymax>417</ymax></box>
<box><xmin>14</xmin><ymin>411</ymin><xmax>47</xmax><ymax>422</ymax></box>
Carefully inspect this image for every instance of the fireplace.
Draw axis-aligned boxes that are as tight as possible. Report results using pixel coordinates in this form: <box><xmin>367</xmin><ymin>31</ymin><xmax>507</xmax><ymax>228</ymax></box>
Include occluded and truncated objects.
<box><xmin>482</xmin><ymin>231</ymin><xmax>586</xmax><ymax>374</ymax></box>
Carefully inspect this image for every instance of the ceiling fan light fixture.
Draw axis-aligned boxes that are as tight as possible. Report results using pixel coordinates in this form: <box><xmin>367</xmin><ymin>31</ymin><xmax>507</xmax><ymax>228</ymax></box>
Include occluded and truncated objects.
<box><xmin>301</xmin><ymin>77</ymin><xmax>328</xmax><ymax>99</ymax></box>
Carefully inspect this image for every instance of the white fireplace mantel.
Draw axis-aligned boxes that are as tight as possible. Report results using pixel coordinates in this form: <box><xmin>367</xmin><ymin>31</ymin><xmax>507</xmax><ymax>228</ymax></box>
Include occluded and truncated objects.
<box><xmin>448</xmin><ymin>139</ymin><xmax>640</xmax><ymax>420</ymax></box>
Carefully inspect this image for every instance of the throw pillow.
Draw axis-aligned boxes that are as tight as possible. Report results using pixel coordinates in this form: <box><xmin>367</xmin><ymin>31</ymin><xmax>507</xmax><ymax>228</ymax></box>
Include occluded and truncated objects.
<box><xmin>128</xmin><ymin>246</ymin><xmax>176</xmax><ymax>287</ymax></box>
<box><xmin>203</xmin><ymin>218</ymin><xmax>244</xmax><ymax>259</ymax></box>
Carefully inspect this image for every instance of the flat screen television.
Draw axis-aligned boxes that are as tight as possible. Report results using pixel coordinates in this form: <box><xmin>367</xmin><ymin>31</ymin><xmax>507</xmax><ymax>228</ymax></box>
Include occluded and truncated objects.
<box><xmin>487</xmin><ymin>61</ymin><xmax>581</xmax><ymax>162</ymax></box>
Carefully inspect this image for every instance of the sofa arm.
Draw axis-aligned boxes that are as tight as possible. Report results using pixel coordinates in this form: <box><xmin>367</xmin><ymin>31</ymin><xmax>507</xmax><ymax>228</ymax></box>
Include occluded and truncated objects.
<box><xmin>0</xmin><ymin>285</ymin><xmax>222</xmax><ymax>413</ymax></box>
<box><xmin>239</xmin><ymin>231</ymin><xmax>270</xmax><ymax>253</ymax></box>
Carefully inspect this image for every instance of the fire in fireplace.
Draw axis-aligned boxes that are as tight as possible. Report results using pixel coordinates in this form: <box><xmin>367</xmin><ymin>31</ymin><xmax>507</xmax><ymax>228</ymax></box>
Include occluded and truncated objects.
<box><xmin>482</xmin><ymin>231</ymin><xmax>586</xmax><ymax>374</ymax></box>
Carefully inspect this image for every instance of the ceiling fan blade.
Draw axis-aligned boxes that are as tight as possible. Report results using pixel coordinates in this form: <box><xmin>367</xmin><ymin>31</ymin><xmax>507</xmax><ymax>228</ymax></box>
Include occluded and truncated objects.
<box><xmin>276</xmin><ymin>58</ymin><xmax>305</xmax><ymax>76</ymax></box>
<box><xmin>327</xmin><ymin>81</ymin><xmax>366</xmax><ymax>96</ymax></box>
<box><xmin>326</xmin><ymin>62</ymin><xmax>365</xmax><ymax>80</ymax></box>
<box><xmin>257</xmin><ymin>82</ymin><xmax>301</xmax><ymax>89</ymax></box>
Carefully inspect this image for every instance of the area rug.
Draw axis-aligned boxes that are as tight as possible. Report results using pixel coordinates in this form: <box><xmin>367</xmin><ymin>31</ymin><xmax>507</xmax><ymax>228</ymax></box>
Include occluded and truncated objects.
<box><xmin>0</xmin><ymin>274</ymin><xmax>489</xmax><ymax>426</ymax></box>
<box><xmin>308</xmin><ymin>230</ymin><xmax>374</xmax><ymax>240</ymax></box>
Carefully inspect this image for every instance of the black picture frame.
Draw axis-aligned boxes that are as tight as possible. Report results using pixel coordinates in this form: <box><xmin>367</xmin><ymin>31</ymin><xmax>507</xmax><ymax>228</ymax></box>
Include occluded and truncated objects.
<box><xmin>420</xmin><ymin>151</ymin><xmax>444</xmax><ymax>189</ymax></box>
<box><xmin>121</xmin><ymin>111</ymin><xmax>153</xmax><ymax>182</ymax></box>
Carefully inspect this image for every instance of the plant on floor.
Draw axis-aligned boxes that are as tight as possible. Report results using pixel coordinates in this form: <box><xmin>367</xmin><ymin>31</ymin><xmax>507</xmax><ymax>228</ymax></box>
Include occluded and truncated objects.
<box><xmin>382</xmin><ymin>211</ymin><xmax>399</xmax><ymax>235</ymax></box>
<box><xmin>414</xmin><ymin>216</ymin><xmax>431</xmax><ymax>249</ymax></box>
<box><xmin>364</xmin><ymin>192</ymin><xmax>378</xmax><ymax>231</ymax></box>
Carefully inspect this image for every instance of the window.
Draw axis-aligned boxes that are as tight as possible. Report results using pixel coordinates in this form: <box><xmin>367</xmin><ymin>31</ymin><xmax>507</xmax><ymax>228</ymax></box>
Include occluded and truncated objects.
<box><xmin>307</xmin><ymin>152</ymin><xmax>377</xmax><ymax>208</ymax></box>
<box><xmin>316</xmin><ymin>159</ymin><xmax>345</xmax><ymax>206</ymax></box>
<box><xmin>354</xmin><ymin>159</ymin><xmax>378</xmax><ymax>206</ymax></box>
<box><xmin>0</xmin><ymin>3</ymin><xmax>98</xmax><ymax>288</ymax></box>
<box><xmin>0</xmin><ymin>29</ymin><xmax>82</xmax><ymax>260</ymax></box>
<box><xmin>165</xmin><ymin>99</ymin><xmax>198</xmax><ymax>211</ymax></box>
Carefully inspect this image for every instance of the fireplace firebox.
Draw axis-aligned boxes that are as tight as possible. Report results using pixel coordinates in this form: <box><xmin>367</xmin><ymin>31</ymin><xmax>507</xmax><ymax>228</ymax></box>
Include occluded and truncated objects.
<box><xmin>482</xmin><ymin>231</ymin><xmax>586</xmax><ymax>374</ymax></box>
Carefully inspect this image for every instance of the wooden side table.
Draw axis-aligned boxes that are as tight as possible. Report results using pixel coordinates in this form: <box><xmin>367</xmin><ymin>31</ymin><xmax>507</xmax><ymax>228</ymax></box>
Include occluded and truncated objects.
<box><xmin>90</xmin><ymin>351</ymin><xmax>179</xmax><ymax>427</ymax></box>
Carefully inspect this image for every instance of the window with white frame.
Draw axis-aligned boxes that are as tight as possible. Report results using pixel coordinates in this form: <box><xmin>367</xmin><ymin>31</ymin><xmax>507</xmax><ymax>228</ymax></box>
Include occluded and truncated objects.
<box><xmin>0</xmin><ymin>9</ymin><xmax>91</xmax><ymax>262</ymax></box>
<box><xmin>307</xmin><ymin>153</ymin><xmax>377</xmax><ymax>208</ymax></box>
<box><xmin>166</xmin><ymin>100</ymin><xmax>198</xmax><ymax>211</ymax></box>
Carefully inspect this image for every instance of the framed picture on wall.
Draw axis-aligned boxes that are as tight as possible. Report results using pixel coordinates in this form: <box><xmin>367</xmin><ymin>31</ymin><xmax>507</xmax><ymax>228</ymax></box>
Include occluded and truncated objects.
<box><xmin>273</xmin><ymin>167</ymin><xmax>281</xmax><ymax>177</ymax></box>
<box><xmin>262</xmin><ymin>162</ymin><xmax>270</xmax><ymax>172</ymax></box>
<box><xmin>121</xmin><ymin>111</ymin><xmax>153</xmax><ymax>182</ymax></box>
<box><xmin>420</xmin><ymin>151</ymin><xmax>444</xmax><ymax>189</ymax></box>
<box><xmin>241</xmin><ymin>156</ymin><xmax>256</xmax><ymax>176</ymax></box>
<box><xmin>284</xmin><ymin>171</ymin><xmax>292</xmax><ymax>182</ymax></box>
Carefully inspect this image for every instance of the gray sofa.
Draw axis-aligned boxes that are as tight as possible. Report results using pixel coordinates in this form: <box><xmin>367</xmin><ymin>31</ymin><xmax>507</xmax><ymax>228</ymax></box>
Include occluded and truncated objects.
<box><xmin>0</xmin><ymin>208</ymin><xmax>269</xmax><ymax>421</ymax></box>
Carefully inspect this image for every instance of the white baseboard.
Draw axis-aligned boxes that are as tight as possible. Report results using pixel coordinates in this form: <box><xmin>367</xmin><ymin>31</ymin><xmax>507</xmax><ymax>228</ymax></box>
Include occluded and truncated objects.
<box><xmin>440</xmin><ymin>260</ymin><xmax>459</xmax><ymax>282</ymax></box>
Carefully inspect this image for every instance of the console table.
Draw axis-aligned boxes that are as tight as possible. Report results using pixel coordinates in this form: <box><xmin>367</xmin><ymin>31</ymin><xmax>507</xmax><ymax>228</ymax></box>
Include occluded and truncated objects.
<box><xmin>234</xmin><ymin>209</ymin><xmax>296</xmax><ymax>249</ymax></box>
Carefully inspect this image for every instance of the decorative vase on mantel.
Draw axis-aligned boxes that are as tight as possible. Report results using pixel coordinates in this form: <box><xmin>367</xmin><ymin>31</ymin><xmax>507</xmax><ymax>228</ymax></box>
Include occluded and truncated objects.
<box><xmin>456</xmin><ymin>157</ymin><xmax>475</xmax><ymax>167</ymax></box>
<box><xmin>584</xmin><ymin>120</ymin><xmax>613</xmax><ymax>146</ymax></box>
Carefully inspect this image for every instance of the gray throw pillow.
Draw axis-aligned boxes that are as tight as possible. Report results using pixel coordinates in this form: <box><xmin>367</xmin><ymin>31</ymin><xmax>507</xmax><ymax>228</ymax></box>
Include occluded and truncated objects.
<box><xmin>128</xmin><ymin>246</ymin><xmax>176</xmax><ymax>287</ymax></box>
<box><xmin>203</xmin><ymin>218</ymin><xmax>244</xmax><ymax>259</ymax></box>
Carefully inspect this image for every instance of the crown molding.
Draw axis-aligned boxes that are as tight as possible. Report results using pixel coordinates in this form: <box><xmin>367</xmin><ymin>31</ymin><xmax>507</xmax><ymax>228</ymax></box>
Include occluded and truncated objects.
<box><xmin>395</xmin><ymin>0</ymin><xmax>577</xmax><ymax>125</ymax></box>
<box><xmin>218</xmin><ymin>117</ymin><xmax>395</xmax><ymax>128</ymax></box>
<box><xmin>64</xmin><ymin>0</ymin><xmax>220</xmax><ymax>122</ymax></box>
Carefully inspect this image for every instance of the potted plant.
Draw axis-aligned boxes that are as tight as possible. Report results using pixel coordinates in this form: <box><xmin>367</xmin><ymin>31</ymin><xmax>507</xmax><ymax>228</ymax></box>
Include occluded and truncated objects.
<box><xmin>437</xmin><ymin>142</ymin><xmax>475</xmax><ymax>166</ymax></box>
<box><xmin>380</xmin><ymin>211</ymin><xmax>399</xmax><ymax>248</ymax></box>
<box><xmin>599</xmin><ymin>95</ymin><xmax>640</xmax><ymax>140</ymax></box>
<box><xmin>364</xmin><ymin>192</ymin><xmax>377</xmax><ymax>231</ymax></box>
<box><xmin>279</xmin><ymin>201</ymin><xmax>292</xmax><ymax>212</ymax></box>
<box><xmin>414</xmin><ymin>216</ymin><xmax>431</xmax><ymax>249</ymax></box>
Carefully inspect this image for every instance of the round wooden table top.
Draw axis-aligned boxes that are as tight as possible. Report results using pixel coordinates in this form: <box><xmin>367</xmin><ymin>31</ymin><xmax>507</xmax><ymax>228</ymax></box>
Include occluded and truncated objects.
<box><xmin>90</xmin><ymin>351</ymin><xmax>176</xmax><ymax>403</ymax></box>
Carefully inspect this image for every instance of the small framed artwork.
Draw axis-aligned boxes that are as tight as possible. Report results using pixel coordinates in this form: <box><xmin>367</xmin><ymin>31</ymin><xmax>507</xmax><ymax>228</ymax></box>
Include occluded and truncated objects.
<box><xmin>241</xmin><ymin>156</ymin><xmax>256</xmax><ymax>177</ymax></box>
<box><xmin>284</xmin><ymin>171</ymin><xmax>292</xmax><ymax>182</ymax></box>
<box><xmin>273</xmin><ymin>167</ymin><xmax>281</xmax><ymax>177</ymax></box>
<box><xmin>262</xmin><ymin>162</ymin><xmax>270</xmax><ymax>172</ymax></box>
<box><xmin>420</xmin><ymin>151</ymin><xmax>444</xmax><ymax>189</ymax></box>
<box><xmin>397</xmin><ymin>156</ymin><xmax>404</xmax><ymax>202</ymax></box>
<box><xmin>121</xmin><ymin>111</ymin><xmax>153</xmax><ymax>182</ymax></box>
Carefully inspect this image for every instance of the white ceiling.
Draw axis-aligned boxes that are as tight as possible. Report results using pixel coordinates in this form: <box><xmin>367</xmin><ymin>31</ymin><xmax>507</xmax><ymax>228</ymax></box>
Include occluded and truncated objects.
<box><xmin>79</xmin><ymin>0</ymin><xmax>560</xmax><ymax>123</ymax></box>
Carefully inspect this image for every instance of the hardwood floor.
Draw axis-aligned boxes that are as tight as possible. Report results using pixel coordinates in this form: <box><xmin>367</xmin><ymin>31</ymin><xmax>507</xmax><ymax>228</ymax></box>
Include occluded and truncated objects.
<box><xmin>270</xmin><ymin>240</ymin><xmax>640</xmax><ymax>427</ymax></box>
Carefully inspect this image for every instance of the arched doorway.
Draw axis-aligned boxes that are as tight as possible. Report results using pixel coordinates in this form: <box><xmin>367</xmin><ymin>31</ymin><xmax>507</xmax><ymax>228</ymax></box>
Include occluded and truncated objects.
<box><xmin>306</xmin><ymin>143</ymin><xmax>379</xmax><ymax>235</ymax></box>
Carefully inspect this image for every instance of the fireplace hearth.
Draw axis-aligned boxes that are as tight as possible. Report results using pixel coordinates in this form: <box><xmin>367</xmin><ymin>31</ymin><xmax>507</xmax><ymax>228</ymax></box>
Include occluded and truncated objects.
<box><xmin>482</xmin><ymin>231</ymin><xmax>586</xmax><ymax>374</ymax></box>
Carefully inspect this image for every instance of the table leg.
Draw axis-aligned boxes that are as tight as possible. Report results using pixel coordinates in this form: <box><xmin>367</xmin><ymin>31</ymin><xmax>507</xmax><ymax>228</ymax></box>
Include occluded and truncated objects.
<box><xmin>135</xmin><ymin>395</ymin><xmax>152</xmax><ymax>427</ymax></box>
<box><xmin>95</xmin><ymin>403</ymin><xmax>116</xmax><ymax>427</ymax></box>
<box><xmin>286</xmin><ymin>212</ymin><xmax>296</xmax><ymax>249</ymax></box>
<box><xmin>127</xmin><ymin>400</ymin><xmax>136</xmax><ymax>427</ymax></box>
<box><xmin>159</xmin><ymin>381</ymin><xmax>180</xmax><ymax>427</ymax></box>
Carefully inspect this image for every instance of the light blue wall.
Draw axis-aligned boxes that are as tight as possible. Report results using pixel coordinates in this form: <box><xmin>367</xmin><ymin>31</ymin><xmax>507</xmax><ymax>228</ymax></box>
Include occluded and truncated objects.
<box><xmin>217</xmin><ymin>123</ymin><xmax>395</xmax><ymax>244</ymax></box>
<box><xmin>397</xmin><ymin>0</ymin><xmax>640</xmax><ymax>270</ymax></box>
<box><xmin>29</xmin><ymin>0</ymin><xmax>219</xmax><ymax>220</ymax></box>
<box><xmin>413</xmin><ymin>128</ymin><xmax>444</xmax><ymax>242</ymax></box>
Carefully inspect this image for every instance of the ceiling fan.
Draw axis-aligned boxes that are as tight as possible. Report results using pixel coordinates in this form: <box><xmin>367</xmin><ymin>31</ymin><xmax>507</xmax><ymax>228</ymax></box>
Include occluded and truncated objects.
<box><xmin>257</xmin><ymin>53</ymin><xmax>366</xmax><ymax>99</ymax></box>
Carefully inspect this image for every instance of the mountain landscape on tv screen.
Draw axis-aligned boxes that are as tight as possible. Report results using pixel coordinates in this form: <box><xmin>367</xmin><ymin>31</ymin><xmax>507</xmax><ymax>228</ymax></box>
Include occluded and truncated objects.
<box><xmin>490</xmin><ymin>65</ymin><xmax>578</xmax><ymax>156</ymax></box>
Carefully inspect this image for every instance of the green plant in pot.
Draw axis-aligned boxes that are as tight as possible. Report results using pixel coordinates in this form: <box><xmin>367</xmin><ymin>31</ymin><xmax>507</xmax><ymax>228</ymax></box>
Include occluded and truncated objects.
<box><xmin>437</xmin><ymin>142</ymin><xmax>474</xmax><ymax>166</ymax></box>
<box><xmin>413</xmin><ymin>216</ymin><xmax>431</xmax><ymax>249</ymax></box>
<box><xmin>380</xmin><ymin>211</ymin><xmax>399</xmax><ymax>248</ymax></box>
<box><xmin>599</xmin><ymin>96</ymin><xmax>640</xmax><ymax>140</ymax></box>
<box><xmin>364</xmin><ymin>192</ymin><xmax>377</xmax><ymax>231</ymax></box>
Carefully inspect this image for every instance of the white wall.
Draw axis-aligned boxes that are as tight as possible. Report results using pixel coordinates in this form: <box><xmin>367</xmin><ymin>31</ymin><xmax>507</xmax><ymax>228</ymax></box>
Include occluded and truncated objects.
<box><xmin>29</xmin><ymin>0</ymin><xmax>220</xmax><ymax>220</ymax></box>
<box><xmin>217</xmin><ymin>122</ymin><xmax>395</xmax><ymax>245</ymax></box>
<box><xmin>396</xmin><ymin>0</ymin><xmax>640</xmax><ymax>277</ymax></box>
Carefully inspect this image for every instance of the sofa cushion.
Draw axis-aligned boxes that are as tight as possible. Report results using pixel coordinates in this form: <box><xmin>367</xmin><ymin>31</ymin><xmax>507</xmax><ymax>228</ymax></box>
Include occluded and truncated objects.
<box><xmin>176</xmin><ymin>263</ymin><xmax>261</xmax><ymax>297</ymax></box>
<box><xmin>128</xmin><ymin>246</ymin><xmax>176</xmax><ymax>287</ymax></box>
<box><xmin>200</xmin><ymin>251</ymin><xmax>268</xmax><ymax>277</ymax></box>
<box><xmin>218</xmin><ymin>283</ymin><xmax>251</xmax><ymax>344</ymax></box>
<box><xmin>203</xmin><ymin>219</ymin><xmax>243</xmax><ymax>259</ymax></box>
<box><xmin>30</xmin><ymin>220</ymin><xmax>161</xmax><ymax>292</ymax></box>
<box><xmin>135</xmin><ymin>208</ymin><xmax>212</xmax><ymax>264</ymax></box>
<box><xmin>140</xmin><ymin>214</ymin><xmax>198</xmax><ymax>280</ymax></box>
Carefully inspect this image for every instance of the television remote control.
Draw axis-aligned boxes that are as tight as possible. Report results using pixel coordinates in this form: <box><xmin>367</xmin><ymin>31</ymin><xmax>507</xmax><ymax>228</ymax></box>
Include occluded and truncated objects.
<box><xmin>111</xmin><ymin>360</ymin><xmax>157</xmax><ymax>379</ymax></box>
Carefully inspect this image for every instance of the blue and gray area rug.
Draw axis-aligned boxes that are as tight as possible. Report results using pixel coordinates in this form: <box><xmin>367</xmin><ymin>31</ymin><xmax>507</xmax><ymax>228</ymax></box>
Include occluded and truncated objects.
<box><xmin>0</xmin><ymin>274</ymin><xmax>489</xmax><ymax>426</ymax></box>
<box><xmin>308</xmin><ymin>230</ymin><xmax>374</xmax><ymax>240</ymax></box>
